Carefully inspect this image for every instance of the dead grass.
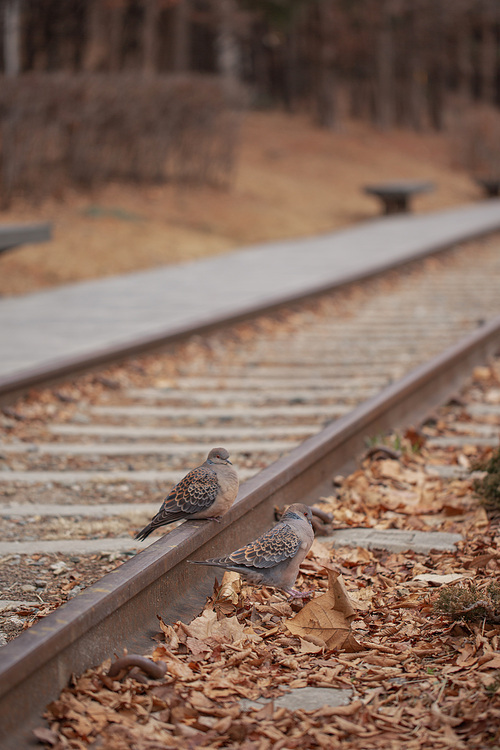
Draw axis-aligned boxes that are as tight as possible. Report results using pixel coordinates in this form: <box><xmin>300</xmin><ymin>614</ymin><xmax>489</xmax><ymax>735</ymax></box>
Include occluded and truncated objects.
<box><xmin>0</xmin><ymin>111</ymin><xmax>480</xmax><ymax>297</ymax></box>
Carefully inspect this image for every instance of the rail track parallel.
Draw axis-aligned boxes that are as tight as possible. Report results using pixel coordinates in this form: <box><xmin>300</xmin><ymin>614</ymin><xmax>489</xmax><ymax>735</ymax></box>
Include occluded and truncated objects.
<box><xmin>0</xmin><ymin>221</ymin><xmax>500</xmax><ymax>747</ymax></box>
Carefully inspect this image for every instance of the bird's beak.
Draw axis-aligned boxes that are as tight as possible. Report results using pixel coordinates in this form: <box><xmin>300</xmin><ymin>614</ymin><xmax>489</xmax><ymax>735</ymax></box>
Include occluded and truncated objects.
<box><xmin>226</xmin><ymin>458</ymin><xmax>232</xmax><ymax>464</ymax></box>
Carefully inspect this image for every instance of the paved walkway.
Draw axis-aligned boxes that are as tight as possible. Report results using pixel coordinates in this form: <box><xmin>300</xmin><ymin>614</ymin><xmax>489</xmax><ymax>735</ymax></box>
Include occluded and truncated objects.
<box><xmin>1</xmin><ymin>200</ymin><xmax>500</xmax><ymax>392</ymax></box>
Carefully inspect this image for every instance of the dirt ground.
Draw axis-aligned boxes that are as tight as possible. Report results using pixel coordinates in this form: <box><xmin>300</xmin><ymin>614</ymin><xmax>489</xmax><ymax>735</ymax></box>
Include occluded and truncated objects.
<box><xmin>0</xmin><ymin>111</ymin><xmax>481</xmax><ymax>297</ymax></box>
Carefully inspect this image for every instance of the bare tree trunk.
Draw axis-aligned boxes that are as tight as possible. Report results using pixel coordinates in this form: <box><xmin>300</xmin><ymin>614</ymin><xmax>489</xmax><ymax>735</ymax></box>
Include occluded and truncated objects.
<box><xmin>143</xmin><ymin>0</ymin><xmax>159</xmax><ymax>76</ymax></box>
<box><xmin>283</xmin><ymin>18</ymin><xmax>299</xmax><ymax>111</ymax></box>
<box><xmin>456</xmin><ymin>15</ymin><xmax>473</xmax><ymax>99</ymax></box>
<box><xmin>213</xmin><ymin>0</ymin><xmax>241</xmax><ymax>94</ymax></box>
<box><xmin>172</xmin><ymin>0</ymin><xmax>190</xmax><ymax>71</ymax></box>
<box><xmin>428</xmin><ymin>0</ymin><xmax>445</xmax><ymax>130</ymax></box>
<box><xmin>315</xmin><ymin>1</ymin><xmax>339</xmax><ymax>130</ymax></box>
<box><xmin>375</xmin><ymin>0</ymin><xmax>394</xmax><ymax>130</ymax></box>
<box><xmin>407</xmin><ymin>7</ymin><xmax>426</xmax><ymax>131</ymax></box>
<box><xmin>480</xmin><ymin>5</ymin><xmax>497</xmax><ymax>103</ymax></box>
<box><xmin>4</xmin><ymin>0</ymin><xmax>22</xmax><ymax>76</ymax></box>
<box><xmin>83</xmin><ymin>0</ymin><xmax>108</xmax><ymax>72</ymax></box>
<box><xmin>109</xmin><ymin>3</ymin><xmax>124</xmax><ymax>73</ymax></box>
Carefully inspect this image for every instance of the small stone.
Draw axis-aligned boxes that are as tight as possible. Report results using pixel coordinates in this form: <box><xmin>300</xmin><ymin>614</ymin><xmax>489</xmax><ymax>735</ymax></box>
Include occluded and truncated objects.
<box><xmin>21</xmin><ymin>584</ymin><xmax>36</xmax><ymax>593</ymax></box>
<box><xmin>486</xmin><ymin>388</ymin><xmax>500</xmax><ymax>404</ymax></box>
<box><xmin>35</xmin><ymin>579</ymin><xmax>46</xmax><ymax>588</ymax></box>
<box><xmin>100</xmin><ymin>551</ymin><xmax>120</xmax><ymax>561</ymax></box>
<box><xmin>50</xmin><ymin>561</ymin><xmax>68</xmax><ymax>576</ymax></box>
<box><xmin>0</xmin><ymin>632</ymin><xmax>7</xmax><ymax>646</ymax></box>
<box><xmin>69</xmin><ymin>557</ymin><xmax>81</xmax><ymax>564</ymax></box>
<box><xmin>241</xmin><ymin>687</ymin><xmax>354</xmax><ymax>713</ymax></box>
<box><xmin>8</xmin><ymin>616</ymin><xmax>24</xmax><ymax>627</ymax></box>
<box><xmin>333</xmin><ymin>475</ymin><xmax>344</xmax><ymax>486</ymax></box>
<box><xmin>67</xmin><ymin>586</ymin><xmax>82</xmax><ymax>599</ymax></box>
<box><xmin>72</xmin><ymin>414</ymin><xmax>90</xmax><ymax>424</ymax></box>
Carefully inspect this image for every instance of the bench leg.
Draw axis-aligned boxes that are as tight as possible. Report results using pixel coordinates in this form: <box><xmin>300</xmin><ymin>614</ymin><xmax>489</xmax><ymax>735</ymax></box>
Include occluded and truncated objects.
<box><xmin>485</xmin><ymin>185</ymin><xmax>500</xmax><ymax>198</ymax></box>
<box><xmin>383</xmin><ymin>196</ymin><xmax>410</xmax><ymax>214</ymax></box>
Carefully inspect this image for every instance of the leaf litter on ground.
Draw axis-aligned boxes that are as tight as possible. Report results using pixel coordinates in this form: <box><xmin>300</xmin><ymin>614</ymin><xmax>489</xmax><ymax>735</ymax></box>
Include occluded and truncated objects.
<box><xmin>37</xmin><ymin>361</ymin><xmax>500</xmax><ymax>749</ymax></box>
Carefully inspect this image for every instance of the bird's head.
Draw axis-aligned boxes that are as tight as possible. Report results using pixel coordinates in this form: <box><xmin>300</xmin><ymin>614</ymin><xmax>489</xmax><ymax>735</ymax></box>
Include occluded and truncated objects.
<box><xmin>281</xmin><ymin>503</ymin><xmax>313</xmax><ymax>525</ymax></box>
<box><xmin>207</xmin><ymin>447</ymin><xmax>232</xmax><ymax>465</ymax></box>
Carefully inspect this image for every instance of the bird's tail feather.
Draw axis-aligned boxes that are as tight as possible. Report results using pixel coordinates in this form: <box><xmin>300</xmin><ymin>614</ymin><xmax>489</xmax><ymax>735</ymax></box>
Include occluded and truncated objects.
<box><xmin>135</xmin><ymin>524</ymin><xmax>154</xmax><ymax>541</ymax></box>
<box><xmin>188</xmin><ymin>559</ymin><xmax>227</xmax><ymax>568</ymax></box>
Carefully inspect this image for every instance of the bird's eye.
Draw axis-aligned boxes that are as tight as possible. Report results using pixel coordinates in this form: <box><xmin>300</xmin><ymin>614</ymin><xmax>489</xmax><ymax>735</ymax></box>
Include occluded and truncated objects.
<box><xmin>304</xmin><ymin>511</ymin><xmax>308</xmax><ymax>516</ymax></box>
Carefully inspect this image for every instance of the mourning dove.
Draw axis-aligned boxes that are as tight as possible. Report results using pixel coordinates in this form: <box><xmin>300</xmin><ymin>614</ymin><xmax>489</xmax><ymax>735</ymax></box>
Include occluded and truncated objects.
<box><xmin>190</xmin><ymin>503</ymin><xmax>314</xmax><ymax>599</ymax></box>
<box><xmin>135</xmin><ymin>447</ymin><xmax>239</xmax><ymax>541</ymax></box>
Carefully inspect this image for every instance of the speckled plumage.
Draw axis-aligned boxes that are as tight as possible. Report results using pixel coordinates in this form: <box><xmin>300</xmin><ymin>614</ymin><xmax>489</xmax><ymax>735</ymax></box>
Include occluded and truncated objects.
<box><xmin>135</xmin><ymin>447</ymin><xmax>238</xmax><ymax>541</ymax></box>
<box><xmin>191</xmin><ymin>503</ymin><xmax>315</xmax><ymax>598</ymax></box>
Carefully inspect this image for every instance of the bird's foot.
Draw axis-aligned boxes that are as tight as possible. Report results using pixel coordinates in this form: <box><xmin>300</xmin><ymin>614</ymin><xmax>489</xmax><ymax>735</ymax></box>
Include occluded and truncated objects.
<box><xmin>204</xmin><ymin>516</ymin><xmax>222</xmax><ymax>523</ymax></box>
<box><xmin>285</xmin><ymin>588</ymin><xmax>313</xmax><ymax>601</ymax></box>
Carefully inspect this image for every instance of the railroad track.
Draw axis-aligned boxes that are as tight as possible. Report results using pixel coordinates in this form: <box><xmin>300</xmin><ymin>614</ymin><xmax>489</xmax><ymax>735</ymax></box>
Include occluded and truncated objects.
<box><xmin>0</xmin><ymin>241</ymin><xmax>500</xmax><ymax>612</ymax></box>
<box><xmin>0</xmin><ymin>236</ymin><xmax>500</xmax><ymax>746</ymax></box>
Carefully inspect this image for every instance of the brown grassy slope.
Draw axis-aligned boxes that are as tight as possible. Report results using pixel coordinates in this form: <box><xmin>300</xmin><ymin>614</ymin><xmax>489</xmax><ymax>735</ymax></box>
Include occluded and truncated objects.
<box><xmin>0</xmin><ymin>111</ymin><xmax>480</xmax><ymax>297</ymax></box>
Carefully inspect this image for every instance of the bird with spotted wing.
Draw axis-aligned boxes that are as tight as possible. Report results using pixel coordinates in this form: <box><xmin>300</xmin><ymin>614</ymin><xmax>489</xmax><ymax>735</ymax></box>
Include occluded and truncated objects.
<box><xmin>135</xmin><ymin>447</ymin><xmax>238</xmax><ymax>541</ymax></box>
<box><xmin>190</xmin><ymin>503</ymin><xmax>315</xmax><ymax>599</ymax></box>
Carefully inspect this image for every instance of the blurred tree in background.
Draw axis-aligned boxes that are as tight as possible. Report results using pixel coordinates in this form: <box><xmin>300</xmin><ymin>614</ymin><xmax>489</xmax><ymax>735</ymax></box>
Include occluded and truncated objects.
<box><xmin>0</xmin><ymin>0</ymin><xmax>499</xmax><ymax>202</ymax></box>
<box><xmin>2</xmin><ymin>0</ymin><xmax>499</xmax><ymax>128</ymax></box>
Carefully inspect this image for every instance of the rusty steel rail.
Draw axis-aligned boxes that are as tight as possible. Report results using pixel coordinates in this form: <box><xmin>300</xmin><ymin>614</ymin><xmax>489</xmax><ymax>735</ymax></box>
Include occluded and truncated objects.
<box><xmin>1</xmin><ymin>314</ymin><xmax>500</xmax><ymax>748</ymax></box>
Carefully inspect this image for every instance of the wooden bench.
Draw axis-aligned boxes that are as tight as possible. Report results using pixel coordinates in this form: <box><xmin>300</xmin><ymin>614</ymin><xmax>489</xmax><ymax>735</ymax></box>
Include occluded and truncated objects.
<box><xmin>475</xmin><ymin>177</ymin><xmax>500</xmax><ymax>198</ymax></box>
<box><xmin>0</xmin><ymin>222</ymin><xmax>52</xmax><ymax>256</ymax></box>
<box><xmin>363</xmin><ymin>181</ymin><xmax>435</xmax><ymax>215</ymax></box>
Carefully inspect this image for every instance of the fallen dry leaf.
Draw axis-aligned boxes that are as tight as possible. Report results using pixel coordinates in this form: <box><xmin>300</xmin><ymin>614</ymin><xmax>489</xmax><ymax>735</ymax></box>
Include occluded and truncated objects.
<box><xmin>157</xmin><ymin>615</ymin><xmax>180</xmax><ymax>650</ymax></box>
<box><xmin>413</xmin><ymin>573</ymin><xmax>471</xmax><ymax>585</ymax></box>
<box><xmin>285</xmin><ymin>565</ymin><xmax>365</xmax><ymax>652</ymax></box>
<box><xmin>32</xmin><ymin>727</ymin><xmax>59</xmax><ymax>746</ymax></box>
<box><xmin>209</xmin><ymin>571</ymin><xmax>242</xmax><ymax>617</ymax></box>
<box><xmin>299</xmin><ymin>637</ymin><xmax>324</xmax><ymax>654</ymax></box>
<box><xmin>375</xmin><ymin>459</ymin><xmax>425</xmax><ymax>485</ymax></box>
<box><xmin>183</xmin><ymin>608</ymin><xmax>252</xmax><ymax>648</ymax></box>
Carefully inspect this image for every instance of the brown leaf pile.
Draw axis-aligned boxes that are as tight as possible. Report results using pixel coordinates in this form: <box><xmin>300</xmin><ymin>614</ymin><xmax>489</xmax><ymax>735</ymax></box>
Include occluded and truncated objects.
<box><xmin>37</xmin><ymin>362</ymin><xmax>500</xmax><ymax>749</ymax></box>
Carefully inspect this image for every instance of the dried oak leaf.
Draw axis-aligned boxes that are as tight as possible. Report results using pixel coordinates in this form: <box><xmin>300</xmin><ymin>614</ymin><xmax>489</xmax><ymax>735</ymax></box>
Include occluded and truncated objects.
<box><xmin>285</xmin><ymin>565</ymin><xmax>365</xmax><ymax>652</ymax></box>
<box><xmin>32</xmin><ymin>727</ymin><xmax>59</xmax><ymax>746</ymax></box>
<box><xmin>157</xmin><ymin>615</ymin><xmax>180</xmax><ymax>650</ymax></box>
<box><xmin>184</xmin><ymin>608</ymin><xmax>257</xmax><ymax>649</ymax></box>
<box><xmin>375</xmin><ymin>459</ymin><xmax>425</xmax><ymax>485</ymax></box>
<box><xmin>413</xmin><ymin>573</ymin><xmax>470</xmax><ymax>586</ymax></box>
<box><xmin>153</xmin><ymin>646</ymin><xmax>196</xmax><ymax>681</ymax></box>
<box><xmin>209</xmin><ymin>571</ymin><xmax>242</xmax><ymax>617</ymax></box>
<box><xmin>215</xmin><ymin>570</ymin><xmax>241</xmax><ymax>602</ymax></box>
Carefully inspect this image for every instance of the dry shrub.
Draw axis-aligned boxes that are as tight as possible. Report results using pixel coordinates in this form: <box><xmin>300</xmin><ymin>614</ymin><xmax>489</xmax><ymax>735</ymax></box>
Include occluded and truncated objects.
<box><xmin>448</xmin><ymin>100</ymin><xmax>500</xmax><ymax>179</ymax></box>
<box><xmin>472</xmin><ymin>446</ymin><xmax>500</xmax><ymax>509</ymax></box>
<box><xmin>0</xmin><ymin>73</ymin><xmax>243</xmax><ymax>206</ymax></box>
<box><xmin>434</xmin><ymin>580</ymin><xmax>500</xmax><ymax>623</ymax></box>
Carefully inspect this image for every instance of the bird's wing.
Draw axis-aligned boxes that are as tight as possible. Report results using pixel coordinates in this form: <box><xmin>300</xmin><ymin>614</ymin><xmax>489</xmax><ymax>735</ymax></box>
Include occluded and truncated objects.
<box><xmin>160</xmin><ymin>465</ymin><xmax>220</xmax><ymax>516</ymax></box>
<box><xmin>225</xmin><ymin>523</ymin><xmax>301</xmax><ymax>569</ymax></box>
